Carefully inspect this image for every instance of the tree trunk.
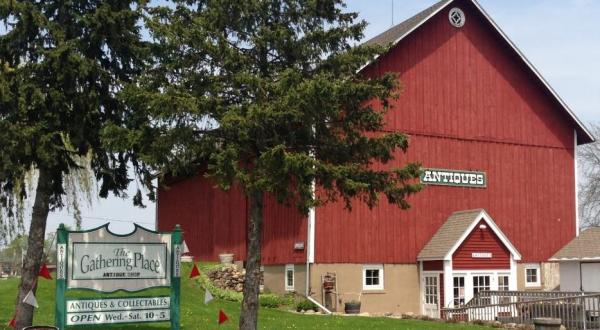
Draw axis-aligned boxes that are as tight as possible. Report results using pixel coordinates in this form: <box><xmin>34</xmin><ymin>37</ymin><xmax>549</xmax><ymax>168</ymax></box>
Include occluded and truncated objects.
<box><xmin>239</xmin><ymin>190</ymin><xmax>263</xmax><ymax>330</ymax></box>
<box><xmin>14</xmin><ymin>168</ymin><xmax>52</xmax><ymax>329</ymax></box>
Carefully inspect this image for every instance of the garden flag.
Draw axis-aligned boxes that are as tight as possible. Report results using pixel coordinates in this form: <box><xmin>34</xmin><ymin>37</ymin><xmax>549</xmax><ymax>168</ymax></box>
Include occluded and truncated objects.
<box><xmin>189</xmin><ymin>263</ymin><xmax>200</xmax><ymax>279</ymax></box>
<box><xmin>204</xmin><ymin>289</ymin><xmax>214</xmax><ymax>304</ymax></box>
<box><xmin>39</xmin><ymin>263</ymin><xmax>52</xmax><ymax>280</ymax></box>
<box><xmin>7</xmin><ymin>314</ymin><xmax>15</xmax><ymax>328</ymax></box>
<box><xmin>218</xmin><ymin>309</ymin><xmax>229</xmax><ymax>325</ymax></box>
<box><xmin>22</xmin><ymin>290</ymin><xmax>39</xmax><ymax>308</ymax></box>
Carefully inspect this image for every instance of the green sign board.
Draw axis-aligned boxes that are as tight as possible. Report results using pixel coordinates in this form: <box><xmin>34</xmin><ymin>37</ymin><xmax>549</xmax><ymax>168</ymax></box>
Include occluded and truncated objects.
<box><xmin>420</xmin><ymin>168</ymin><xmax>487</xmax><ymax>188</ymax></box>
<box><xmin>55</xmin><ymin>223</ymin><xmax>182</xmax><ymax>329</ymax></box>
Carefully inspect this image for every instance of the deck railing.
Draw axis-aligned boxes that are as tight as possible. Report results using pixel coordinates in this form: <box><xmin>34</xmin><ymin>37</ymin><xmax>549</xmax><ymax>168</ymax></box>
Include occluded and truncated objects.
<box><xmin>464</xmin><ymin>290</ymin><xmax>596</xmax><ymax>307</ymax></box>
<box><xmin>442</xmin><ymin>292</ymin><xmax>600</xmax><ymax>330</ymax></box>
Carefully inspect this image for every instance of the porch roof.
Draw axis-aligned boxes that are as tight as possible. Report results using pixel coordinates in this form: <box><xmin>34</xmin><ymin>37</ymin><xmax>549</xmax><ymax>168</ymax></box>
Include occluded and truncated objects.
<box><xmin>550</xmin><ymin>227</ymin><xmax>600</xmax><ymax>261</ymax></box>
<box><xmin>417</xmin><ymin>208</ymin><xmax>521</xmax><ymax>261</ymax></box>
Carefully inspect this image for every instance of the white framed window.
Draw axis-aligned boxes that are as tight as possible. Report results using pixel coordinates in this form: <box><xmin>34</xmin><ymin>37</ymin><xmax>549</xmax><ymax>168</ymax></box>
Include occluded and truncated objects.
<box><xmin>524</xmin><ymin>264</ymin><xmax>541</xmax><ymax>287</ymax></box>
<box><xmin>285</xmin><ymin>264</ymin><xmax>294</xmax><ymax>291</ymax></box>
<box><xmin>453</xmin><ymin>276</ymin><xmax>465</xmax><ymax>307</ymax></box>
<box><xmin>498</xmin><ymin>274</ymin><xmax>510</xmax><ymax>303</ymax></box>
<box><xmin>362</xmin><ymin>264</ymin><xmax>384</xmax><ymax>290</ymax></box>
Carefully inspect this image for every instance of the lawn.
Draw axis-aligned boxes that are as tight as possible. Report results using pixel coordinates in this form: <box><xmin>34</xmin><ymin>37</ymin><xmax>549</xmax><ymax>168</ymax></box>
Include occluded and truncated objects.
<box><xmin>0</xmin><ymin>264</ymin><xmax>487</xmax><ymax>330</ymax></box>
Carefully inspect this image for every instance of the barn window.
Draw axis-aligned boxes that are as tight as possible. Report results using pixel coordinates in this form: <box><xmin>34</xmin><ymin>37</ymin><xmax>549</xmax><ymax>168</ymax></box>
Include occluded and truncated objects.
<box><xmin>449</xmin><ymin>8</ymin><xmax>466</xmax><ymax>28</ymax></box>
<box><xmin>285</xmin><ymin>264</ymin><xmax>294</xmax><ymax>291</ymax></box>
<box><xmin>362</xmin><ymin>264</ymin><xmax>384</xmax><ymax>290</ymax></box>
<box><xmin>525</xmin><ymin>264</ymin><xmax>541</xmax><ymax>287</ymax></box>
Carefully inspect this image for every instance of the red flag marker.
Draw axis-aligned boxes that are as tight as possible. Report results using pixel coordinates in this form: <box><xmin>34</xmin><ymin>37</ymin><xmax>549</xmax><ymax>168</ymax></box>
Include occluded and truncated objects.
<box><xmin>7</xmin><ymin>314</ymin><xmax>16</xmax><ymax>328</ymax></box>
<box><xmin>39</xmin><ymin>263</ymin><xmax>52</xmax><ymax>280</ymax></box>
<box><xmin>189</xmin><ymin>263</ymin><xmax>200</xmax><ymax>279</ymax></box>
<box><xmin>218</xmin><ymin>309</ymin><xmax>229</xmax><ymax>325</ymax></box>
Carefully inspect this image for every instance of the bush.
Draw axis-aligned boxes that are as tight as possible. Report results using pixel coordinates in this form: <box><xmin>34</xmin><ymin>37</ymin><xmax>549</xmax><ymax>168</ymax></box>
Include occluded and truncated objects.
<box><xmin>296</xmin><ymin>299</ymin><xmax>318</xmax><ymax>312</ymax></box>
<box><xmin>260</xmin><ymin>294</ymin><xmax>284</xmax><ymax>308</ymax></box>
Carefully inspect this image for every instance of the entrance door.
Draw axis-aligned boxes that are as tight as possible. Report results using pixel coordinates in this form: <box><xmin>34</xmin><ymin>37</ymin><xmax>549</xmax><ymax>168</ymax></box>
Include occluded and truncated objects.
<box><xmin>423</xmin><ymin>274</ymin><xmax>440</xmax><ymax>318</ymax></box>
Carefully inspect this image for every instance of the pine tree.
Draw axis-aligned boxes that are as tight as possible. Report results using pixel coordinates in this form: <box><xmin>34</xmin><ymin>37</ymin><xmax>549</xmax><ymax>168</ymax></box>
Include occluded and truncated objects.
<box><xmin>113</xmin><ymin>1</ymin><xmax>422</xmax><ymax>329</ymax></box>
<box><xmin>0</xmin><ymin>1</ymin><xmax>148</xmax><ymax>328</ymax></box>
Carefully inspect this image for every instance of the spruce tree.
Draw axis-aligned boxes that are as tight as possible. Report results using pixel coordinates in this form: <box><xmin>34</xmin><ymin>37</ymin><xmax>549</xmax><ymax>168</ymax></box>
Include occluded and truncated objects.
<box><xmin>0</xmin><ymin>1</ymin><xmax>148</xmax><ymax>328</ymax></box>
<box><xmin>114</xmin><ymin>1</ymin><xmax>422</xmax><ymax>329</ymax></box>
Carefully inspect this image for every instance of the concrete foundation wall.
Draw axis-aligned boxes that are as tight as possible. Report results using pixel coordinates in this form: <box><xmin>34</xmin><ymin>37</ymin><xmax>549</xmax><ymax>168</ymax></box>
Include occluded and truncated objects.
<box><xmin>263</xmin><ymin>264</ymin><xmax>307</xmax><ymax>295</ymax></box>
<box><xmin>516</xmin><ymin>262</ymin><xmax>560</xmax><ymax>291</ymax></box>
<box><xmin>307</xmin><ymin>263</ymin><xmax>421</xmax><ymax>314</ymax></box>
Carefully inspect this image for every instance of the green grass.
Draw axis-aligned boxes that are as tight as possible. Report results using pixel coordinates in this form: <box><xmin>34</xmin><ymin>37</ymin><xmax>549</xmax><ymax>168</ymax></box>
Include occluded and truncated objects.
<box><xmin>0</xmin><ymin>264</ymin><xmax>487</xmax><ymax>329</ymax></box>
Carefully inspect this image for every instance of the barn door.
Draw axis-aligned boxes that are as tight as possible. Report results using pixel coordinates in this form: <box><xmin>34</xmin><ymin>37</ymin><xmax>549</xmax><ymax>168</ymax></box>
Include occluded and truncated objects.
<box><xmin>423</xmin><ymin>274</ymin><xmax>440</xmax><ymax>318</ymax></box>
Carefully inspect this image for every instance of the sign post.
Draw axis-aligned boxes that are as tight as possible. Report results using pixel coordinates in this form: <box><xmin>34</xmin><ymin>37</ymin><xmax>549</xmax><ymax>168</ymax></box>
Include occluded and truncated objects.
<box><xmin>55</xmin><ymin>223</ymin><xmax>181</xmax><ymax>329</ymax></box>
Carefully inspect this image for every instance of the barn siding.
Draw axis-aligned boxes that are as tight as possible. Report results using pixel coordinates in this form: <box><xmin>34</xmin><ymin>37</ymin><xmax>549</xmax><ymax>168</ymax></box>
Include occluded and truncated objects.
<box><xmin>314</xmin><ymin>0</ymin><xmax>575</xmax><ymax>264</ymax></box>
<box><xmin>423</xmin><ymin>260</ymin><xmax>444</xmax><ymax>271</ymax></box>
<box><xmin>452</xmin><ymin>220</ymin><xmax>511</xmax><ymax>270</ymax></box>
<box><xmin>158</xmin><ymin>175</ymin><xmax>307</xmax><ymax>264</ymax></box>
<box><xmin>157</xmin><ymin>0</ymin><xmax>579</xmax><ymax>266</ymax></box>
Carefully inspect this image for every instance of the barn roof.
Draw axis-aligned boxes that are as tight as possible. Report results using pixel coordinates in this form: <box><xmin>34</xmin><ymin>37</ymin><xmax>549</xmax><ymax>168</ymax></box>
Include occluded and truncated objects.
<box><xmin>417</xmin><ymin>209</ymin><xmax>521</xmax><ymax>261</ymax></box>
<box><xmin>550</xmin><ymin>227</ymin><xmax>600</xmax><ymax>261</ymax></box>
<box><xmin>362</xmin><ymin>0</ymin><xmax>595</xmax><ymax>145</ymax></box>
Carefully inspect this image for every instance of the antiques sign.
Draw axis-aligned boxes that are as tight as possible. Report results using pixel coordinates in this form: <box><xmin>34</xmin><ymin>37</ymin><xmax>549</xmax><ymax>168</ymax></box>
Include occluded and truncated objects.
<box><xmin>55</xmin><ymin>223</ymin><xmax>182</xmax><ymax>329</ymax></box>
<box><xmin>420</xmin><ymin>168</ymin><xmax>486</xmax><ymax>188</ymax></box>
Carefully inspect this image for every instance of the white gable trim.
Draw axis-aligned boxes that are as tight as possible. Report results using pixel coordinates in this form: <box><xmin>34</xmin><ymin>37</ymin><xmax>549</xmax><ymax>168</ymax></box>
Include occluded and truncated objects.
<box><xmin>443</xmin><ymin>210</ymin><xmax>521</xmax><ymax>261</ymax></box>
<box><xmin>360</xmin><ymin>0</ymin><xmax>594</xmax><ymax>143</ymax></box>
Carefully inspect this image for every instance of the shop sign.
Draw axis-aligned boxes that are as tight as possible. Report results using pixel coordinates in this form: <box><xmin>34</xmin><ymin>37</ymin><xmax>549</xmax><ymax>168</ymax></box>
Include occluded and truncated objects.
<box><xmin>55</xmin><ymin>223</ymin><xmax>183</xmax><ymax>329</ymax></box>
<box><xmin>420</xmin><ymin>168</ymin><xmax>486</xmax><ymax>188</ymax></box>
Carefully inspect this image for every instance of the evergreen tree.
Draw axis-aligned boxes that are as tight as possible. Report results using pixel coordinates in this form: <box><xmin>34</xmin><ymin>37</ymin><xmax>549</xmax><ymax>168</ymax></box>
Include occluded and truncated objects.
<box><xmin>0</xmin><ymin>1</ymin><xmax>148</xmax><ymax>328</ymax></box>
<box><xmin>112</xmin><ymin>1</ymin><xmax>422</xmax><ymax>328</ymax></box>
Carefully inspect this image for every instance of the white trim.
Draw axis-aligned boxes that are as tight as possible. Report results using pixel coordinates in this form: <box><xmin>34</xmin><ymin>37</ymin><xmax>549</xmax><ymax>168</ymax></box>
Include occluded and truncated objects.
<box><xmin>443</xmin><ymin>260</ymin><xmax>453</xmax><ymax>308</ymax></box>
<box><xmin>359</xmin><ymin>0</ymin><xmax>594</xmax><ymax>143</ymax></box>
<box><xmin>575</xmin><ymin>129</ymin><xmax>580</xmax><ymax>236</ymax></box>
<box><xmin>285</xmin><ymin>264</ymin><xmax>295</xmax><ymax>291</ymax></box>
<box><xmin>444</xmin><ymin>209</ymin><xmax>521</xmax><ymax>261</ymax></box>
<box><xmin>524</xmin><ymin>263</ymin><xmax>541</xmax><ymax>287</ymax></box>
<box><xmin>550</xmin><ymin>257</ymin><xmax>600</xmax><ymax>262</ymax></box>
<box><xmin>362</xmin><ymin>264</ymin><xmax>384</xmax><ymax>291</ymax></box>
<box><xmin>419</xmin><ymin>261</ymin><xmax>424</xmax><ymax>315</ymax></box>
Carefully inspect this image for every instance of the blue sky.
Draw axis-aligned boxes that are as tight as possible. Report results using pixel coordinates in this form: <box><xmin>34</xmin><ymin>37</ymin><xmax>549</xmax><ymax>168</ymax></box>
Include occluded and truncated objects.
<box><xmin>44</xmin><ymin>0</ymin><xmax>599</xmax><ymax>235</ymax></box>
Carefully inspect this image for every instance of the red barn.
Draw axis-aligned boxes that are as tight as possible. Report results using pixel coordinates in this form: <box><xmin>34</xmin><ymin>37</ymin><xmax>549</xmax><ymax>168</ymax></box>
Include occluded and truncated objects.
<box><xmin>157</xmin><ymin>0</ymin><xmax>595</xmax><ymax>316</ymax></box>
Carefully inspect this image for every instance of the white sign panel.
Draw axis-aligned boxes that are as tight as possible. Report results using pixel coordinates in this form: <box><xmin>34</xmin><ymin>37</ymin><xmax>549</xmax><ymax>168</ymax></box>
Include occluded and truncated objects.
<box><xmin>472</xmin><ymin>252</ymin><xmax>492</xmax><ymax>258</ymax></box>
<box><xmin>57</xmin><ymin>243</ymin><xmax>66</xmax><ymax>280</ymax></box>
<box><xmin>66</xmin><ymin>309</ymin><xmax>170</xmax><ymax>325</ymax></box>
<box><xmin>67</xmin><ymin>225</ymin><xmax>172</xmax><ymax>291</ymax></box>
<box><xmin>71</xmin><ymin>243</ymin><xmax>167</xmax><ymax>280</ymax></box>
<box><xmin>67</xmin><ymin>297</ymin><xmax>170</xmax><ymax>313</ymax></box>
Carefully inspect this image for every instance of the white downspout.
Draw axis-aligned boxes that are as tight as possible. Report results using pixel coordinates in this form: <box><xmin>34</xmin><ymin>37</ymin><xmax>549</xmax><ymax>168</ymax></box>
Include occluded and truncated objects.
<box><xmin>305</xmin><ymin>180</ymin><xmax>332</xmax><ymax>314</ymax></box>
<box><xmin>574</xmin><ymin>129</ymin><xmax>580</xmax><ymax>236</ymax></box>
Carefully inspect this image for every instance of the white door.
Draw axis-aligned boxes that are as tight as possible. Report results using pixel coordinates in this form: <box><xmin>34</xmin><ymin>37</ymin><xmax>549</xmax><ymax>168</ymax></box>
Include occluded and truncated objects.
<box><xmin>582</xmin><ymin>263</ymin><xmax>600</xmax><ymax>292</ymax></box>
<box><xmin>423</xmin><ymin>274</ymin><xmax>440</xmax><ymax>318</ymax></box>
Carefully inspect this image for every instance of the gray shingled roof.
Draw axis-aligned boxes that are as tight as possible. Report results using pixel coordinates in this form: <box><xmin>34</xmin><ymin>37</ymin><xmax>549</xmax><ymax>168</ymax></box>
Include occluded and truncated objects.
<box><xmin>363</xmin><ymin>0</ymin><xmax>451</xmax><ymax>47</ymax></box>
<box><xmin>550</xmin><ymin>227</ymin><xmax>600</xmax><ymax>261</ymax></box>
<box><xmin>417</xmin><ymin>209</ymin><xmax>485</xmax><ymax>260</ymax></box>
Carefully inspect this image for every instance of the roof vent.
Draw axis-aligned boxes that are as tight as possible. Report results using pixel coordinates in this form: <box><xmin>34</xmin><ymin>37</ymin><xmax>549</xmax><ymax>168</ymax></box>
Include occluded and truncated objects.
<box><xmin>449</xmin><ymin>7</ymin><xmax>466</xmax><ymax>28</ymax></box>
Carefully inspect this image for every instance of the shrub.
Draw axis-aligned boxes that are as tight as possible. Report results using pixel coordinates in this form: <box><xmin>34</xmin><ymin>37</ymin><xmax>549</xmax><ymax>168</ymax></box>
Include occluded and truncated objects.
<box><xmin>296</xmin><ymin>299</ymin><xmax>318</xmax><ymax>312</ymax></box>
<box><xmin>260</xmin><ymin>294</ymin><xmax>284</xmax><ymax>308</ymax></box>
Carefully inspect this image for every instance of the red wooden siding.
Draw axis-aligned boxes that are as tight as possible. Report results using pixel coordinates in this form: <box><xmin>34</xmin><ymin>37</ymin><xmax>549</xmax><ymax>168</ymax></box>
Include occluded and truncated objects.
<box><xmin>314</xmin><ymin>0</ymin><xmax>575</xmax><ymax>264</ymax></box>
<box><xmin>452</xmin><ymin>220</ymin><xmax>511</xmax><ymax>270</ymax></box>
<box><xmin>157</xmin><ymin>175</ymin><xmax>247</xmax><ymax>262</ymax></box>
<box><xmin>423</xmin><ymin>260</ymin><xmax>444</xmax><ymax>271</ymax></box>
<box><xmin>157</xmin><ymin>174</ymin><xmax>307</xmax><ymax>264</ymax></box>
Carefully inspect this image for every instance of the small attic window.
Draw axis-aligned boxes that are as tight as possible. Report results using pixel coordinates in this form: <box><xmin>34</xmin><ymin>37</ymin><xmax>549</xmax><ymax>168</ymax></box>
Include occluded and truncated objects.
<box><xmin>449</xmin><ymin>8</ymin><xmax>466</xmax><ymax>28</ymax></box>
